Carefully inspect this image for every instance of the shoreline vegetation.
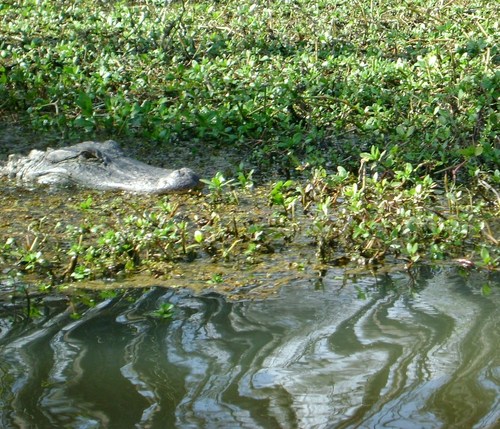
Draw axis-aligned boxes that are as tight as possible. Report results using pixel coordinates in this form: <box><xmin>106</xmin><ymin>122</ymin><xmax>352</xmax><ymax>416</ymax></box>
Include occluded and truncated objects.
<box><xmin>0</xmin><ymin>0</ymin><xmax>498</xmax><ymax>299</ymax></box>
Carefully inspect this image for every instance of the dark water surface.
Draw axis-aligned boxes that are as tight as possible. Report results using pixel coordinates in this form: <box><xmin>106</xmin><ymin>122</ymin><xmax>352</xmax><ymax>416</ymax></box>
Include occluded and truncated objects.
<box><xmin>0</xmin><ymin>267</ymin><xmax>498</xmax><ymax>429</ymax></box>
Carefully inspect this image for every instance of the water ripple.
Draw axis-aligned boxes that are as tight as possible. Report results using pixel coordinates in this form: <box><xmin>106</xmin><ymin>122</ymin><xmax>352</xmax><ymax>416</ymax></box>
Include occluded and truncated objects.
<box><xmin>0</xmin><ymin>268</ymin><xmax>498</xmax><ymax>428</ymax></box>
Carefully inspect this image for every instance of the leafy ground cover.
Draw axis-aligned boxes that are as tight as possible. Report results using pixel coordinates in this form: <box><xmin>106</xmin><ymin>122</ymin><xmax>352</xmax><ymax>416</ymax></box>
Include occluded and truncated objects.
<box><xmin>1</xmin><ymin>0</ymin><xmax>498</xmax><ymax>171</ymax></box>
<box><xmin>1</xmin><ymin>153</ymin><xmax>498</xmax><ymax>300</ymax></box>
<box><xmin>0</xmin><ymin>0</ymin><xmax>499</xmax><ymax>298</ymax></box>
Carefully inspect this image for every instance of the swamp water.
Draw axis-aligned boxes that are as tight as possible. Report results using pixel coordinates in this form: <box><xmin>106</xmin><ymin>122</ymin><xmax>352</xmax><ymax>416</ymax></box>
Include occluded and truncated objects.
<box><xmin>0</xmin><ymin>267</ymin><xmax>499</xmax><ymax>429</ymax></box>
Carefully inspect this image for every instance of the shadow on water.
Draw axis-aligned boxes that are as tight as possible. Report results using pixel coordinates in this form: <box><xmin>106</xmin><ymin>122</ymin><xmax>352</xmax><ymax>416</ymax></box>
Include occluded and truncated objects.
<box><xmin>0</xmin><ymin>267</ymin><xmax>499</xmax><ymax>429</ymax></box>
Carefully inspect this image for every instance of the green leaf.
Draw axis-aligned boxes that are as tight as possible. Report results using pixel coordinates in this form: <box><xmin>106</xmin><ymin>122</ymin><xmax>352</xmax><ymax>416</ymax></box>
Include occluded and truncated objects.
<box><xmin>481</xmin><ymin>284</ymin><xmax>492</xmax><ymax>296</ymax></box>
<box><xmin>74</xmin><ymin>116</ymin><xmax>95</xmax><ymax>131</ymax></box>
<box><xmin>194</xmin><ymin>230</ymin><xmax>204</xmax><ymax>243</ymax></box>
<box><xmin>406</xmin><ymin>242</ymin><xmax>418</xmax><ymax>255</ymax></box>
<box><xmin>480</xmin><ymin>247</ymin><xmax>491</xmax><ymax>264</ymax></box>
<box><xmin>76</xmin><ymin>92</ymin><xmax>93</xmax><ymax>117</ymax></box>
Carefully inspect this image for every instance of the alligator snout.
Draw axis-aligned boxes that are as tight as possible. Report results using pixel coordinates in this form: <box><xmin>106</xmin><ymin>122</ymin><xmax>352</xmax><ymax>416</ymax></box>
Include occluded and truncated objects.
<box><xmin>158</xmin><ymin>168</ymin><xmax>203</xmax><ymax>194</ymax></box>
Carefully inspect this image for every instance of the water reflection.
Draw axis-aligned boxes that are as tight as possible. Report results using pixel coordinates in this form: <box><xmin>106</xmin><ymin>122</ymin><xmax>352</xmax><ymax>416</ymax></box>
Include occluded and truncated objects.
<box><xmin>0</xmin><ymin>267</ymin><xmax>498</xmax><ymax>428</ymax></box>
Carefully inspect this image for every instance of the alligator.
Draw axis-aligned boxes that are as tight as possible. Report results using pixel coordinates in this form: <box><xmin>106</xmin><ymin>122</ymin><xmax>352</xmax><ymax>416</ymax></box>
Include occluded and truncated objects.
<box><xmin>0</xmin><ymin>140</ymin><xmax>202</xmax><ymax>194</ymax></box>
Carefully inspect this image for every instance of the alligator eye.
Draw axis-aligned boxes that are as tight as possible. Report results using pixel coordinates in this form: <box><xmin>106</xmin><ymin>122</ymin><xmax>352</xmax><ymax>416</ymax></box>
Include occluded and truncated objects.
<box><xmin>79</xmin><ymin>149</ymin><xmax>107</xmax><ymax>165</ymax></box>
<box><xmin>79</xmin><ymin>149</ymin><xmax>99</xmax><ymax>160</ymax></box>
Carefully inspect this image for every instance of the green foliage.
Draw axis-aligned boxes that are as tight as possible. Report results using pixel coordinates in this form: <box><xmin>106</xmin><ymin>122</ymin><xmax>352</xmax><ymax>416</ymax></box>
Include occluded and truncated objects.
<box><xmin>269</xmin><ymin>180</ymin><xmax>298</xmax><ymax>218</ymax></box>
<box><xmin>201</xmin><ymin>172</ymin><xmax>235</xmax><ymax>204</ymax></box>
<box><xmin>0</xmin><ymin>157</ymin><xmax>498</xmax><ymax>292</ymax></box>
<box><xmin>305</xmin><ymin>150</ymin><xmax>499</xmax><ymax>266</ymax></box>
<box><xmin>79</xmin><ymin>196</ymin><xmax>93</xmax><ymax>210</ymax></box>
<box><xmin>207</xmin><ymin>273</ymin><xmax>224</xmax><ymax>284</ymax></box>
<box><xmin>1</xmin><ymin>0</ymin><xmax>498</xmax><ymax>170</ymax></box>
<box><xmin>148</xmin><ymin>302</ymin><xmax>175</xmax><ymax>320</ymax></box>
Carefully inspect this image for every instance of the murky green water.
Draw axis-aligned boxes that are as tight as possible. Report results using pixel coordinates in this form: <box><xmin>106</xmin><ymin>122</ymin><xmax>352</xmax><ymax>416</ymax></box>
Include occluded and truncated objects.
<box><xmin>0</xmin><ymin>267</ymin><xmax>498</xmax><ymax>428</ymax></box>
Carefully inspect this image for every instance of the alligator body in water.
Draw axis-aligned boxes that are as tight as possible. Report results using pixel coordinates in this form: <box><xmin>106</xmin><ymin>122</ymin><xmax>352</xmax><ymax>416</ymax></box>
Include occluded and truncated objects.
<box><xmin>0</xmin><ymin>140</ymin><xmax>202</xmax><ymax>194</ymax></box>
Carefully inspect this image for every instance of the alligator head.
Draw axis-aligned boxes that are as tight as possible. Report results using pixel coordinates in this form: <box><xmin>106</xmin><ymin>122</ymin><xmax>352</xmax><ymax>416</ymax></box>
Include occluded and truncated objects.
<box><xmin>1</xmin><ymin>140</ymin><xmax>203</xmax><ymax>194</ymax></box>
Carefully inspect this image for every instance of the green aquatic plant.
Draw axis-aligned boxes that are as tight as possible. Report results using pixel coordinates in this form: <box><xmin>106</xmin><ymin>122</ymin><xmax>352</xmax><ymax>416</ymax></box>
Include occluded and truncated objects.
<box><xmin>78</xmin><ymin>196</ymin><xmax>93</xmax><ymax>211</ymax></box>
<box><xmin>207</xmin><ymin>273</ymin><xmax>224</xmax><ymax>284</ymax></box>
<box><xmin>201</xmin><ymin>172</ymin><xmax>236</xmax><ymax>205</ymax></box>
<box><xmin>305</xmin><ymin>149</ymin><xmax>499</xmax><ymax>266</ymax></box>
<box><xmin>0</xmin><ymin>160</ymin><xmax>498</xmax><ymax>298</ymax></box>
<box><xmin>269</xmin><ymin>180</ymin><xmax>298</xmax><ymax>219</ymax></box>
<box><xmin>148</xmin><ymin>303</ymin><xmax>175</xmax><ymax>320</ymax></box>
<box><xmin>1</xmin><ymin>0</ymin><xmax>497</xmax><ymax>172</ymax></box>
<box><xmin>236</xmin><ymin>165</ymin><xmax>255</xmax><ymax>190</ymax></box>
